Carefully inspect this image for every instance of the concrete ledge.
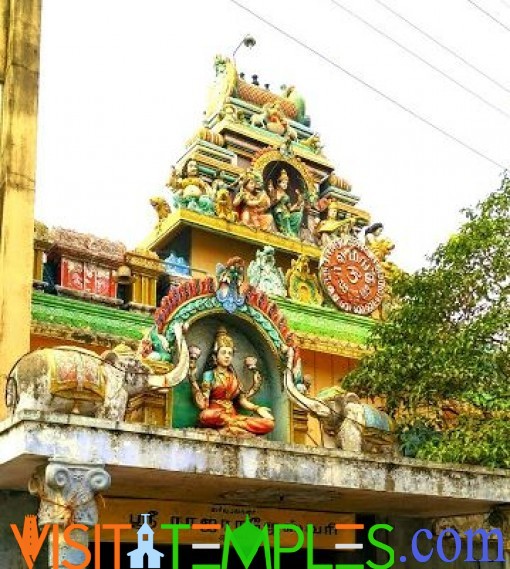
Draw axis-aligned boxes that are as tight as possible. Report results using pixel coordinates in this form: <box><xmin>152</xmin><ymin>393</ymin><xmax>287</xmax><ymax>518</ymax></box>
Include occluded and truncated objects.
<box><xmin>0</xmin><ymin>411</ymin><xmax>508</xmax><ymax>516</ymax></box>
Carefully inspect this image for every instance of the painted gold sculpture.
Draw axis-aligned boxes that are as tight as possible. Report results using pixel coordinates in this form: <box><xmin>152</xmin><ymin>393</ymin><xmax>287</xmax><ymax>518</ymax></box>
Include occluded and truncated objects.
<box><xmin>150</xmin><ymin>197</ymin><xmax>172</xmax><ymax>227</ymax></box>
<box><xmin>213</xmin><ymin>179</ymin><xmax>238</xmax><ymax>222</ymax></box>
<box><xmin>286</xmin><ymin>255</ymin><xmax>324</xmax><ymax>305</ymax></box>
<box><xmin>364</xmin><ymin>223</ymin><xmax>394</xmax><ymax>262</ymax></box>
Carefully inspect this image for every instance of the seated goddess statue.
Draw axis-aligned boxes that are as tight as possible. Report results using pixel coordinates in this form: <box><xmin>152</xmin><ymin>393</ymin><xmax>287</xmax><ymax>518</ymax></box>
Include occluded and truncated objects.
<box><xmin>316</xmin><ymin>200</ymin><xmax>357</xmax><ymax>246</ymax></box>
<box><xmin>166</xmin><ymin>159</ymin><xmax>215</xmax><ymax>215</ymax></box>
<box><xmin>188</xmin><ymin>327</ymin><xmax>274</xmax><ymax>437</ymax></box>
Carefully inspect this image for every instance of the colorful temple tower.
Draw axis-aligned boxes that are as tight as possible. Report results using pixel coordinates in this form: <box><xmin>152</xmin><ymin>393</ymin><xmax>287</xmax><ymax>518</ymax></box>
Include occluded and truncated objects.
<box><xmin>0</xmin><ymin>51</ymin><xmax>508</xmax><ymax>568</ymax></box>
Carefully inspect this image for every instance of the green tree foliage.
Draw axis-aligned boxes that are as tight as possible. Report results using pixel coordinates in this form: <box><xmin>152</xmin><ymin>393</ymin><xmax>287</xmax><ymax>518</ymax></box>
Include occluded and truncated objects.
<box><xmin>344</xmin><ymin>176</ymin><xmax>510</xmax><ymax>467</ymax></box>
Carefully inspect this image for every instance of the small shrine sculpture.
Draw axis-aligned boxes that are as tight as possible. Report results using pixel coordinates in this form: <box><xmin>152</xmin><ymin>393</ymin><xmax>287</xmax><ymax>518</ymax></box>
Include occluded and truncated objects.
<box><xmin>286</xmin><ymin>255</ymin><xmax>324</xmax><ymax>305</ymax></box>
<box><xmin>216</xmin><ymin>256</ymin><xmax>246</xmax><ymax>313</ymax></box>
<box><xmin>364</xmin><ymin>222</ymin><xmax>394</xmax><ymax>262</ymax></box>
<box><xmin>247</xmin><ymin>246</ymin><xmax>287</xmax><ymax>297</ymax></box>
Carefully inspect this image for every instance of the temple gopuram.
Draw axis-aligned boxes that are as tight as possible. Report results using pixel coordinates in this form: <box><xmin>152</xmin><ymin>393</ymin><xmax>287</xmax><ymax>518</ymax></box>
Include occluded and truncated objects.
<box><xmin>0</xmin><ymin>46</ymin><xmax>508</xmax><ymax>569</ymax></box>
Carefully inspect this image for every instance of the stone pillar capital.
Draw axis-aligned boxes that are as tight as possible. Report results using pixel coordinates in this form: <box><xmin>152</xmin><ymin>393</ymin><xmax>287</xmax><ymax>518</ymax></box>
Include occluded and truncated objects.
<box><xmin>28</xmin><ymin>459</ymin><xmax>111</xmax><ymax>528</ymax></box>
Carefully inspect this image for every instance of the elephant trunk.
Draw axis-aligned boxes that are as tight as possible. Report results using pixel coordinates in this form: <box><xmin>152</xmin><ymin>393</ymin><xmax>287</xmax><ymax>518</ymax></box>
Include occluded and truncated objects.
<box><xmin>147</xmin><ymin>326</ymin><xmax>190</xmax><ymax>390</ymax></box>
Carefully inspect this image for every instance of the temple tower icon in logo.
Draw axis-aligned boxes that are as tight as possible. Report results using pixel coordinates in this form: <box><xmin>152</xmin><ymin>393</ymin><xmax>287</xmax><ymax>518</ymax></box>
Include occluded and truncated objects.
<box><xmin>127</xmin><ymin>514</ymin><xmax>164</xmax><ymax>569</ymax></box>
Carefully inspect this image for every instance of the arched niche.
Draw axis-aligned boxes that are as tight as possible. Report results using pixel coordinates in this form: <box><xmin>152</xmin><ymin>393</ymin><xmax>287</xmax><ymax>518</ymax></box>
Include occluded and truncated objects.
<box><xmin>263</xmin><ymin>161</ymin><xmax>306</xmax><ymax>206</ymax></box>
<box><xmin>251</xmin><ymin>149</ymin><xmax>317</xmax><ymax>202</ymax></box>
<box><xmin>169</xmin><ymin>310</ymin><xmax>291</xmax><ymax>443</ymax></box>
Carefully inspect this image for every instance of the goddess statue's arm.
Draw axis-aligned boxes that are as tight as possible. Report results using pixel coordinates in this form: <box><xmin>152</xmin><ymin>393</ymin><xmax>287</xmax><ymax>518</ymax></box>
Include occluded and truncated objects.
<box><xmin>237</xmin><ymin>394</ymin><xmax>258</xmax><ymax>412</ymax></box>
<box><xmin>238</xmin><ymin>394</ymin><xmax>274</xmax><ymax>419</ymax></box>
<box><xmin>189</xmin><ymin>369</ymin><xmax>211</xmax><ymax>410</ymax></box>
<box><xmin>243</xmin><ymin>368</ymin><xmax>263</xmax><ymax>398</ymax></box>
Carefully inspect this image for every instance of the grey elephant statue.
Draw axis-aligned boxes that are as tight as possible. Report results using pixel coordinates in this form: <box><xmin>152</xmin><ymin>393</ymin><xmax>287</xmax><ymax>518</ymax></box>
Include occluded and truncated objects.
<box><xmin>5</xmin><ymin>323</ymin><xmax>189</xmax><ymax>422</ymax></box>
<box><xmin>284</xmin><ymin>352</ymin><xmax>395</xmax><ymax>454</ymax></box>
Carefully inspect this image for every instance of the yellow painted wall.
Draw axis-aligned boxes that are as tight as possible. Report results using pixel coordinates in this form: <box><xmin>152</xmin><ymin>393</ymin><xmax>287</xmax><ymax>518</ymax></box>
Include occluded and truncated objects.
<box><xmin>190</xmin><ymin>228</ymin><xmax>295</xmax><ymax>276</ymax></box>
<box><xmin>0</xmin><ymin>0</ymin><xmax>42</xmax><ymax>420</ymax></box>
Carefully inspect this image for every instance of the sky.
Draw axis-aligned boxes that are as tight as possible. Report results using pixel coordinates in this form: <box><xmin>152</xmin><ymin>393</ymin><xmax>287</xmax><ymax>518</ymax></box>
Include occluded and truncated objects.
<box><xmin>35</xmin><ymin>0</ymin><xmax>510</xmax><ymax>272</ymax></box>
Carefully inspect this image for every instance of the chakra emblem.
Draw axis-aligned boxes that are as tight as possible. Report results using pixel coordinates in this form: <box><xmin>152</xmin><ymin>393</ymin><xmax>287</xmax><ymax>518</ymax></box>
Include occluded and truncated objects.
<box><xmin>319</xmin><ymin>236</ymin><xmax>385</xmax><ymax>315</ymax></box>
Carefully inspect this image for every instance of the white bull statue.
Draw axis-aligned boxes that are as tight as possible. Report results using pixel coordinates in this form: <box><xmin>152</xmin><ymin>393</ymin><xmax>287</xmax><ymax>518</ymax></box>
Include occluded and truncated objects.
<box><xmin>5</xmin><ymin>323</ymin><xmax>189</xmax><ymax>422</ymax></box>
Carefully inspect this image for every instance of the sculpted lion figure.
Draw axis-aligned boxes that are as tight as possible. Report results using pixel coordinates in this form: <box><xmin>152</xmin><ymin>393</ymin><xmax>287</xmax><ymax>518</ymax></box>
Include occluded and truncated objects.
<box><xmin>150</xmin><ymin>196</ymin><xmax>172</xmax><ymax>225</ymax></box>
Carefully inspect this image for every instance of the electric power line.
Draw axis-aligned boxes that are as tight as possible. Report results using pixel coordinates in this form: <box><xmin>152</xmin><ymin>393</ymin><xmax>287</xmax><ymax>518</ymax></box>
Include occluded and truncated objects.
<box><xmin>466</xmin><ymin>0</ymin><xmax>510</xmax><ymax>33</ymax></box>
<box><xmin>328</xmin><ymin>0</ymin><xmax>510</xmax><ymax>122</ymax></box>
<box><xmin>228</xmin><ymin>0</ymin><xmax>509</xmax><ymax>171</ymax></box>
<box><xmin>371</xmin><ymin>0</ymin><xmax>510</xmax><ymax>95</ymax></box>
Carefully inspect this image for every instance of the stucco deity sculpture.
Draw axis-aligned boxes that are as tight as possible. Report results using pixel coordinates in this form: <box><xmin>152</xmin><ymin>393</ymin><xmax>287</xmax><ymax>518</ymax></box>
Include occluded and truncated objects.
<box><xmin>188</xmin><ymin>326</ymin><xmax>274</xmax><ymax>436</ymax></box>
<box><xmin>166</xmin><ymin>159</ymin><xmax>215</xmax><ymax>215</ymax></box>
<box><xmin>251</xmin><ymin>102</ymin><xmax>297</xmax><ymax>141</ymax></box>
<box><xmin>233</xmin><ymin>171</ymin><xmax>274</xmax><ymax>231</ymax></box>
<box><xmin>150</xmin><ymin>197</ymin><xmax>172</xmax><ymax>227</ymax></box>
<box><xmin>213</xmin><ymin>179</ymin><xmax>238</xmax><ymax>222</ymax></box>
<box><xmin>271</xmin><ymin>169</ymin><xmax>304</xmax><ymax>238</ymax></box>
<box><xmin>364</xmin><ymin>223</ymin><xmax>395</xmax><ymax>262</ymax></box>
<box><xmin>364</xmin><ymin>223</ymin><xmax>401</xmax><ymax>320</ymax></box>
<box><xmin>301</xmin><ymin>133</ymin><xmax>324</xmax><ymax>154</ymax></box>
<box><xmin>316</xmin><ymin>201</ymin><xmax>357</xmax><ymax>246</ymax></box>
<box><xmin>247</xmin><ymin>246</ymin><xmax>287</xmax><ymax>297</ymax></box>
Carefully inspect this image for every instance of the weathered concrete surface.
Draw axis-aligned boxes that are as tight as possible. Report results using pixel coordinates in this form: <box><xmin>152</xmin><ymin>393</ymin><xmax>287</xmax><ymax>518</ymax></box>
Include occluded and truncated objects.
<box><xmin>0</xmin><ymin>411</ymin><xmax>508</xmax><ymax>517</ymax></box>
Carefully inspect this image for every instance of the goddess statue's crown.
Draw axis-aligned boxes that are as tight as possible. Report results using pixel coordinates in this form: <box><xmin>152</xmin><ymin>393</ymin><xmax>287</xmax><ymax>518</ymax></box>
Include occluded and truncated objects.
<box><xmin>214</xmin><ymin>326</ymin><xmax>234</xmax><ymax>350</ymax></box>
<box><xmin>278</xmin><ymin>169</ymin><xmax>289</xmax><ymax>182</ymax></box>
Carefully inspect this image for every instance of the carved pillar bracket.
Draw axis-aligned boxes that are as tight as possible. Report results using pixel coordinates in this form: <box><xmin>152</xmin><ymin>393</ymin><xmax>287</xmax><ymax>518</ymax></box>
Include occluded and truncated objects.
<box><xmin>29</xmin><ymin>459</ymin><xmax>111</xmax><ymax>528</ymax></box>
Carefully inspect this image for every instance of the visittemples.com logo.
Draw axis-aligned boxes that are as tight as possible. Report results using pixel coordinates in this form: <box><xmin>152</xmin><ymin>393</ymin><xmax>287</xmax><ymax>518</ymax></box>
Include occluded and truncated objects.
<box><xmin>11</xmin><ymin>513</ymin><xmax>505</xmax><ymax>569</ymax></box>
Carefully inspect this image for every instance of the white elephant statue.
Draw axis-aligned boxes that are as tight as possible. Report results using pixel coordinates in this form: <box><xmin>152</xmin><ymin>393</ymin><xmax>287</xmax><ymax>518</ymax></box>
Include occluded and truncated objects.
<box><xmin>6</xmin><ymin>323</ymin><xmax>190</xmax><ymax>422</ymax></box>
<box><xmin>284</xmin><ymin>351</ymin><xmax>396</xmax><ymax>454</ymax></box>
